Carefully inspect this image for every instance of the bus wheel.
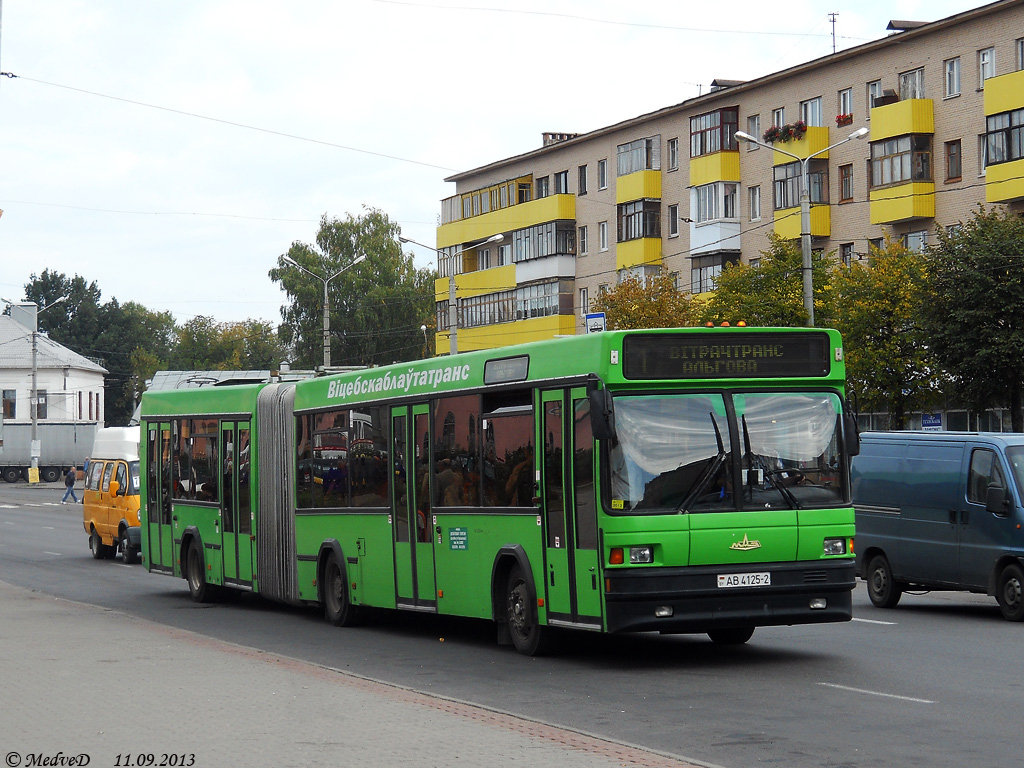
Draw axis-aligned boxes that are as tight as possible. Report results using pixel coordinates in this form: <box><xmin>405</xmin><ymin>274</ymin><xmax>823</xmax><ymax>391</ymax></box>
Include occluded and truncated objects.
<box><xmin>708</xmin><ymin>626</ymin><xmax>755</xmax><ymax>645</ymax></box>
<box><xmin>996</xmin><ymin>563</ymin><xmax>1024</xmax><ymax>621</ymax></box>
<box><xmin>866</xmin><ymin>554</ymin><xmax>902</xmax><ymax>609</ymax></box>
<box><xmin>120</xmin><ymin>530</ymin><xmax>138</xmax><ymax>565</ymax></box>
<box><xmin>89</xmin><ymin>530</ymin><xmax>106</xmax><ymax>560</ymax></box>
<box><xmin>186</xmin><ymin>540</ymin><xmax>212</xmax><ymax>603</ymax></box>
<box><xmin>505</xmin><ymin>565</ymin><xmax>551</xmax><ymax>656</ymax></box>
<box><xmin>323</xmin><ymin>554</ymin><xmax>361</xmax><ymax>627</ymax></box>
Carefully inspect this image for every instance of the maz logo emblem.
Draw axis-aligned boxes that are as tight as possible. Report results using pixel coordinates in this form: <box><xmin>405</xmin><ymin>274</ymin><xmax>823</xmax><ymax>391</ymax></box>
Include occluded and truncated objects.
<box><xmin>730</xmin><ymin>534</ymin><xmax>762</xmax><ymax>551</ymax></box>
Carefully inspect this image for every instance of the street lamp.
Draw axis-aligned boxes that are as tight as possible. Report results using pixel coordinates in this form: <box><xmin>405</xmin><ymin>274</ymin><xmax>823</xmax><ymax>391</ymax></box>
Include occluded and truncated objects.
<box><xmin>735</xmin><ymin>125</ymin><xmax>869</xmax><ymax>326</ymax></box>
<box><xmin>282</xmin><ymin>253</ymin><xmax>367</xmax><ymax>368</ymax></box>
<box><xmin>399</xmin><ymin>233</ymin><xmax>503</xmax><ymax>355</ymax></box>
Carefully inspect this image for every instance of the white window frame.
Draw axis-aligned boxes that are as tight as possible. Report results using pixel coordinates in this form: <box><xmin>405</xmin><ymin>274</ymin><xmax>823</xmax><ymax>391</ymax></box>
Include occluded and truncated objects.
<box><xmin>599</xmin><ymin>221</ymin><xmax>608</xmax><ymax>251</ymax></box>
<box><xmin>772</xmin><ymin>107</ymin><xmax>785</xmax><ymax>127</ymax></box>
<box><xmin>944</xmin><ymin>57</ymin><xmax>961</xmax><ymax>97</ymax></box>
<box><xmin>748</xmin><ymin>185</ymin><xmax>761</xmax><ymax>222</ymax></box>
<box><xmin>578</xmin><ymin>225</ymin><xmax>588</xmax><ymax>256</ymax></box>
<box><xmin>579</xmin><ymin>287</ymin><xmax>589</xmax><ymax>317</ymax></box>
<box><xmin>867</xmin><ymin>80</ymin><xmax>883</xmax><ymax>111</ymax></box>
<box><xmin>979</xmin><ymin>47</ymin><xmax>996</xmax><ymax>87</ymax></box>
<box><xmin>1017</xmin><ymin>38</ymin><xmax>1024</xmax><ymax>71</ymax></box>
<box><xmin>905</xmin><ymin>230</ymin><xmax>927</xmax><ymax>253</ymax></box>
<box><xmin>838</xmin><ymin>88</ymin><xmax>853</xmax><ymax>117</ymax></box>
<box><xmin>899</xmin><ymin>68</ymin><xmax>925</xmax><ymax>100</ymax></box>
<box><xmin>667</xmin><ymin>138</ymin><xmax>679</xmax><ymax>171</ymax></box>
<box><xmin>746</xmin><ymin>115</ymin><xmax>760</xmax><ymax>150</ymax></box>
<box><xmin>667</xmin><ymin>203</ymin><xmax>679</xmax><ymax>237</ymax></box>
<box><xmin>800</xmin><ymin>97</ymin><xmax>823</xmax><ymax>127</ymax></box>
<box><xmin>598</xmin><ymin>159</ymin><xmax>608</xmax><ymax>190</ymax></box>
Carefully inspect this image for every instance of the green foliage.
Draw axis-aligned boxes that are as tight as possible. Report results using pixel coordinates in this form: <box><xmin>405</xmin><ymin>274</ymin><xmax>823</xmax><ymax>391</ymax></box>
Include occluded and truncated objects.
<box><xmin>269</xmin><ymin>209</ymin><xmax>436</xmax><ymax>368</ymax></box>
<box><xmin>697</xmin><ymin>234</ymin><xmax>835</xmax><ymax>327</ymax></box>
<box><xmin>923</xmin><ymin>206</ymin><xmax>1024</xmax><ymax>430</ymax></box>
<box><xmin>590</xmin><ymin>272</ymin><xmax>694</xmax><ymax>330</ymax></box>
<box><xmin>832</xmin><ymin>237</ymin><xmax>937</xmax><ymax>428</ymax></box>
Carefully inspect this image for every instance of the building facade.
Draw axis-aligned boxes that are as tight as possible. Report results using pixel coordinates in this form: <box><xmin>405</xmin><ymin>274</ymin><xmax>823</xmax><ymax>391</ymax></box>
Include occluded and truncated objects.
<box><xmin>431</xmin><ymin>0</ymin><xmax>1024</xmax><ymax>354</ymax></box>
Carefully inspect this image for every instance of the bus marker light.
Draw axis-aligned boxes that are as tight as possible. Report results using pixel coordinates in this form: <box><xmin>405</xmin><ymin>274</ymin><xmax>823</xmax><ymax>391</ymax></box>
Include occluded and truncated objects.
<box><xmin>537</xmin><ymin>598</ymin><xmax>544</xmax><ymax>608</ymax></box>
<box><xmin>438</xmin><ymin>590</ymin><xmax>443</xmax><ymax>598</ymax></box>
<box><xmin>810</xmin><ymin>598</ymin><xmax>827</xmax><ymax>610</ymax></box>
<box><xmin>655</xmin><ymin>606</ymin><xmax>674</xmax><ymax>618</ymax></box>
<box><xmin>609</xmin><ymin>548</ymin><xmax>624</xmax><ymax>565</ymax></box>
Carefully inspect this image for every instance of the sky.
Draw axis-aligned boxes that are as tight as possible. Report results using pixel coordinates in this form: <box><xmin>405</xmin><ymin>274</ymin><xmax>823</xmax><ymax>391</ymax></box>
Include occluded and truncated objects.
<box><xmin>0</xmin><ymin>0</ymin><xmax>996</xmax><ymax>327</ymax></box>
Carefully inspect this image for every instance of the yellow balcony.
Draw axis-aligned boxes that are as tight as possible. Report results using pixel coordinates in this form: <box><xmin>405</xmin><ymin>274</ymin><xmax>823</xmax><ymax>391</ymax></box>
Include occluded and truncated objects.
<box><xmin>437</xmin><ymin>194</ymin><xmax>575</xmax><ymax>249</ymax></box>
<box><xmin>986</xmin><ymin>158</ymin><xmax>1024</xmax><ymax>203</ymax></box>
<box><xmin>984</xmin><ymin>69</ymin><xmax>1024</xmax><ymax>116</ymax></box>
<box><xmin>436</xmin><ymin>314</ymin><xmax>577</xmax><ymax>354</ymax></box>
<box><xmin>616</xmin><ymin>170</ymin><xmax>662</xmax><ymax>204</ymax></box>
<box><xmin>869</xmin><ymin>99</ymin><xmax>934</xmax><ymax>142</ymax></box>
<box><xmin>689</xmin><ymin>152</ymin><xmax>740</xmax><ymax>187</ymax></box>
<box><xmin>616</xmin><ymin>238</ymin><xmax>662</xmax><ymax>271</ymax></box>
<box><xmin>434</xmin><ymin>264</ymin><xmax>517</xmax><ymax>304</ymax></box>
<box><xmin>869</xmin><ymin>182</ymin><xmax>935</xmax><ymax>224</ymax></box>
<box><xmin>772</xmin><ymin>126</ymin><xmax>831</xmax><ymax>164</ymax></box>
<box><xmin>773</xmin><ymin>205</ymin><xmax>831</xmax><ymax>240</ymax></box>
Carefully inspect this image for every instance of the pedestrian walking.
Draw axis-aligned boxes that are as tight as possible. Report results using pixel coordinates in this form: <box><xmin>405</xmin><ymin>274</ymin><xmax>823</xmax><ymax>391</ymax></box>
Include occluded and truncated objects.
<box><xmin>61</xmin><ymin>465</ymin><xmax>79</xmax><ymax>504</ymax></box>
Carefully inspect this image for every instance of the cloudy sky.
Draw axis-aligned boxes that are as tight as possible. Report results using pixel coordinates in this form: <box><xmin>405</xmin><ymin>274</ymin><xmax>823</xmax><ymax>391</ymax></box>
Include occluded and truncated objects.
<box><xmin>0</xmin><ymin>0</ymin><xmax>992</xmax><ymax>326</ymax></box>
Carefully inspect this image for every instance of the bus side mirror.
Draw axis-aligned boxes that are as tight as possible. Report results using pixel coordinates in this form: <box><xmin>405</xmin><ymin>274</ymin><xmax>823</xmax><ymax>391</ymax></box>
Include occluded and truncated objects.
<box><xmin>588</xmin><ymin>387</ymin><xmax>616</xmax><ymax>441</ymax></box>
<box><xmin>844</xmin><ymin>415</ymin><xmax>860</xmax><ymax>457</ymax></box>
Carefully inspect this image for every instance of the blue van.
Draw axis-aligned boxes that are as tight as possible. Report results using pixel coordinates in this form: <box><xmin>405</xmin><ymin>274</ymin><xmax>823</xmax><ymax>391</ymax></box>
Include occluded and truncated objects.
<box><xmin>852</xmin><ymin>431</ymin><xmax>1024</xmax><ymax>621</ymax></box>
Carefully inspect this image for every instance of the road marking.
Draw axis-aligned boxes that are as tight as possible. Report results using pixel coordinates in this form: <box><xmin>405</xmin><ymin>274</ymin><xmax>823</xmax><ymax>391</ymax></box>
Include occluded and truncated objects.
<box><xmin>43</xmin><ymin>526</ymin><xmax>55</xmax><ymax>530</ymax></box>
<box><xmin>43</xmin><ymin>551</ymin><xmax>62</xmax><ymax>556</ymax></box>
<box><xmin>0</xmin><ymin>504</ymin><xmax>18</xmax><ymax>509</ymax></box>
<box><xmin>852</xmin><ymin>617</ymin><xmax>897</xmax><ymax>625</ymax></box>
<box><xmin>818</xmin><ymin>682</ymin><xmax>935</xmax><ymax>704</ymax></box>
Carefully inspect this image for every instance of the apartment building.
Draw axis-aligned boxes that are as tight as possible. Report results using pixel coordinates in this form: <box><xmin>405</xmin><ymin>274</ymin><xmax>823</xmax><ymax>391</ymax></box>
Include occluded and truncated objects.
<box><xmin>432</xmin><ymin>0</ymin><xmax>1024</xmax><ymax>354</ymax></box>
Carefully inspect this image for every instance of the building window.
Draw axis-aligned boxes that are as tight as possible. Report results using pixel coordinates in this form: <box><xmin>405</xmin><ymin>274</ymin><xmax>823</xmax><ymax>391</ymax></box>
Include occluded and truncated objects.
<box><xmin>748</xmin><ymin>185</ymin><xmax>761</xmax><ymax>221</ymax></box>
<box><xmin>746</xmin><ymin>115</ymin><xmax>760</xmax><ymax>150</ymax></box>
<box><xmin>689</xmin><ymin>108</ymin><xmax>738</xmax><ymax>157</ymax></box>
<box><xmin>667</xmin><ymin>138</ymin><xmax>679</xmax><ymax>171</ymax></box>
<box><xmin>774</xmin><ymin>161</ymin><xmax>827</xmax><ymax>209</ymax></box>
<box><xmin>1017</xmin><ymin>38</ymin><xmax>1024</xmax><ymax>70</ymax></box>
<box><xmin>691</xmin><ymin>254</ymin><xmax>738</xmax><ymax>294</ymax></box>
<box><xmin>515</xmin><ymin>280</ymin><xmax>572</xmax><ymax>321</ymax></box>
<box><xmin>617</xmin><ymin>199</ymin><xmax>660</xmax><ymax>241</ymax></box>
<box><xmin>554</xmin><ymin>170</ymin><xmax>569</xmax><ymax>195</ymax></box>
<box><xmin>899</xmin><ymin>68</ymin><xmax>925</xmax><ymax>100</ymax></box>
<box><xmin>579</xmin><ymin>287</ymin><xmax>589</xmax><ymax>316</ymax></box>
<box><xmin>838</xmin><ymin>88</ymin><xmax>853</xmax><ymax>118</ymax></box>
<box><xmin>2</xmin><ymin>389</ymin><xmax>14</xmax><ymax>419</ymax></box>
<box><xmin>577</xmin><ymin>165</ymin><xmax>588</xmax><ymax>196</ymax></box>
<box><xmin>35</xmin><ymin>390</ymin><xmax>48</xmax><ymax>420</ymax></box>
<box><xmin>870</xmin><ymin>135</ymin><xmax>932</xmax><ymax>187</ymax></box>
<box><xmin>800</xmin><ymin>97</ymin><xmax>823</xmax><ymax>127</ymax></box>
<box><xmin>979</xmin><ymin>47</ymin><xmax>996</xmax><ymax>87</ymax></box>
<box><xmin>985</xmin><ymin>110</ymin><xmax>1024</xmax><ymax>166</ymax></box>
<box><xmin>617</xmin><ymin>136</ymin><xmax>661</xmax><ymax>176</ymax></box>
<box><xmin>904</xmin><ymin>231</ymin><xmax>927</xmax><ymax>253</ymax></box>
<box><xmin>598</xmin><ymin>159</ymin><xmax>608</xmax><ymax>189</ymax></box>
<box><xmin>945</xmin><ymin>140</ymin><xmax>962</xmax><ymax>180</ymax></box>
<box><xmin>578</xmin><ymin>225</ymin><xmax>588</xmax><ymax>256</ymax></box>
<box><xmin>498</xmin><ymin>243</ymin><xmax>511</xmax><ymax>266</ymax></box>
<box><xmin>693</xmin><ymin>183</ymin><xmax>738</xmax><ymax>223</ymax></box>
<box><xmin>668</xmin><ymin>204</ymin><xmax>679</xmax><ymax>237</ymax></box>
<box><xmin>839</xmin><ymin>164</ymin><xmax>854</xmax><ymax>201</ymax></box>
<box><xmin>867</xmin><ymin>80</ymin><xmax>883</xmax><ymax>110</ymax></box>
<box><xmin>868</xmin><ymin>237</ymin><xmax>883</xmax><ymax>254</ymax></box>
<box><xmin>536</xmin><ymin>176</ymin><xmax>550</xmax><ymax>199</ymax></box>
<box><xmin>840</xmin><ymin>243</ymin><xmax>854</xmax><ymax>267</ymax></box>
<box><xmin>772</xmin><ymin>107</ymin><xmax>785</xmax><ymax>127</ymax></box>
<box><xmin>599</xmin><ymin>221</ymin><xmax>608</xmax><ymax>251</ymax></box>
<box><xmin>944</xmin><ymin>58</ymin><xmax>961</xmax><ymax>97</ymax></box>
<box><xmin>512</xmin><ymin>221</ymin><xmax>575</xmax><ymax>263</ymax></box>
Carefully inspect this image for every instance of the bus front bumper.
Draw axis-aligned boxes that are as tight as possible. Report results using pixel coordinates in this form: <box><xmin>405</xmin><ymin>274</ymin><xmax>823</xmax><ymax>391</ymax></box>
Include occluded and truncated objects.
<box><xmin>603</xmin><ymin>560</ymin><xmax>855</xmax><ymax>634</ymax></box>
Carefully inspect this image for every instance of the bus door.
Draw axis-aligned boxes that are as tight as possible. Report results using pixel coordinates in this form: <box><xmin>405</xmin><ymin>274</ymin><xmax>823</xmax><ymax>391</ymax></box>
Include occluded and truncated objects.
<box><xmin>391</xmin><ymin>405</ymin><xmax>436</xmax><ymax>610</ymax></box>
<box><xmin>541</xmin><ymin>388</ymin><xmax>602</xmax><ymax>628</ymax></box>
<box><xmin>220</xmin><ymin>422</ymin><xmax>254</xmax><ymax>586</ymax></box>
<box><xmin>144</xmin><ymin>422</ymin><xmax>175</xmax><ymax>572</ymax></box>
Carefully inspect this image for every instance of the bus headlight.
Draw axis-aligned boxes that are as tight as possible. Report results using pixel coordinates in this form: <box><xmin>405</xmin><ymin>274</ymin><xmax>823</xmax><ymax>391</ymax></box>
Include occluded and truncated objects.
<box><xmin>629</xmin><ymin>545</ymin><xmax>654</xmax><ymax>564</ymax></box>
<box><xmin>823</xmin><ymin>537</ymin><xmax>847</xmax><ymax>556</ymax></box>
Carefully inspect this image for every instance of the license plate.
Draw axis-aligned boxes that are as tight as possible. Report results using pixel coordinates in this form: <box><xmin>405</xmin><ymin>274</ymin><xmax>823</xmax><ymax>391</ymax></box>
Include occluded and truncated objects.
<box><xmin>718</xmin><ymin>572</ymin><xmax>771</xmax><ymax>588</ymax></box>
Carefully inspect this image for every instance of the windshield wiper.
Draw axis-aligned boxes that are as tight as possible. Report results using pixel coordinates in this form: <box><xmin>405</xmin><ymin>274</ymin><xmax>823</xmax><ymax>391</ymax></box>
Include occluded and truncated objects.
<box><xmin>677</xmin><ymin>412</ymin><xmax>727</xmax><ymax>513</ymax></box>
<box><xmin>742</xmin><ymin>415</ymin><xmax>800</xmax><ymax>509</ymax></box>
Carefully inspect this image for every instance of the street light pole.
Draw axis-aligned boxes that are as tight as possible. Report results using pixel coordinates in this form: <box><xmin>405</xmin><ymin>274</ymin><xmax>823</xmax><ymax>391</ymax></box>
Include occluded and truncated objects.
<box><xmin>399</xmin><ymin>233</ymin><xmax>503</xmax><ymax>355</ymax></box>
<box><xmin>282</xmin><ymin>253</ymin><xmax>367</xmax><ymax>368</ymax></box>
<box><xmin>735</xmin><ymin>126</ymin><xmax>869</xmax><ymax>326</ymax></box>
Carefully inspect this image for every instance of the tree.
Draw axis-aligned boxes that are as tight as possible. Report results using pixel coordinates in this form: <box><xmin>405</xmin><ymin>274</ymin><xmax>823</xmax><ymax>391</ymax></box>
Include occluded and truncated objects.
<box><xmin>833</xmin><ymin>238</ymin><xmax>938</xmax><ymax>428</ymax></box>
<box><xmin>170</xmin><ymin>316</ymin><xmax>284</xmax><ymax>371</ymax></box>
<box><xmin>697</xmin><ymin>234</ymin><xmax>835</xmax><ymax>327</ymax></box>
<box><xmin>270</xmin><ymin>209</ymin><xmax>436</xmax><ymax>368</ymax></box>
<box><xmin>923</xmin><ymin>207</ymin><xmax>1024</xmax><ymax>431</ymax></box>
<box><xmin>590</xmin><ymin>272</ymin><xmax>694</xmax><ymax>329</ymax></box>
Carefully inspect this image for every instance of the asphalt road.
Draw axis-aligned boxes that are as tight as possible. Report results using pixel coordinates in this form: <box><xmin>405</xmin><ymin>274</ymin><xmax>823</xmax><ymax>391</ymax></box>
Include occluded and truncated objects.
<box><xmin>2</xmin><ymin>481</ymin><xmax>1018</xmax><ymax>768</ymax></box>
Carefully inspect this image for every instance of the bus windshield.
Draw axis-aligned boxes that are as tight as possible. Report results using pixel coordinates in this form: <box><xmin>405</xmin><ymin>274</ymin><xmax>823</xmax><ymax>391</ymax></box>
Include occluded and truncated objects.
<box><xmin>607</xmin><ymin>391</ymin><xmax>847</xmax><ymax>513</ymax></box>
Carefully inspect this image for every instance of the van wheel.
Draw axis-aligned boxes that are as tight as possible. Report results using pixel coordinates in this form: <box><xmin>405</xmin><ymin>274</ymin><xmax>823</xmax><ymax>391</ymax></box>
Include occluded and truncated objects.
<box><xmin>186</xmin><ymin>540</ymin><xmax>212</xmax><ymax>603</ymax></box>
<box><xmin>89</xmin><ymin>530</ymin><xmax>106</xmax><ymax>560</ymax></box>
<box><xmin>996</xmin><ymin>563</ymin><xmax>1024</xmax><ymax>621</ymax></box>
<box><xmin>867</xmin><ymin>555</ymin><xmax>902</xmax><ymax>608</ymax></box>
<box><xmin>323</xmin><ymin>554</ymin><xmax>361</xmax><ymax>627</ymax></box>
<box><xmin>120</xmin><ymin>530</ymin><xmax>138</xmax><ymax>565</ymax></box>
<box><xmin>506</xmin><ymin>565</ymin><xmax>553</xmax><ymax>656</ymax></box>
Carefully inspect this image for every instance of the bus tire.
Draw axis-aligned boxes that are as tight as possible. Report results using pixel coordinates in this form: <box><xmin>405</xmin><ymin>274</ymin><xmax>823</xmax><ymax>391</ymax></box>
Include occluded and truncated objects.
<box><xmin>323</xmin><ymin>554</ymin><xmax>361</xmax><ymax>627</ymax></box>
<box><xmin>996</xmin><ymin>562</ymin><xmax>1024</xmax><ymax>621</ymax></box>
<box><xmin>186</xmin><ymin>540</ymin><xmax>213</xmax><ymax>603</ymax></box>
<box><xmin>505</xmin><ymin>564</ymin><xmax>551</xmax><ymax>656</ymax></box>
<box><xmin>89</xmin><ymin>529</ymin><xmax>107</xmax><ymax>560</ymax></box>
<box><xmin>866</xmin><ymin>554</ymin><xmax>902</xmax><ymax>609</ymax></box>
<box><xmin>120</xmin><ymin>529</ymin><xmax>138</xmax><ymax>565</ymax></box>
<box><xmin>708</xmin><ymin>626</ymin><xmax>755</xmax><ymax>645</ymax></box>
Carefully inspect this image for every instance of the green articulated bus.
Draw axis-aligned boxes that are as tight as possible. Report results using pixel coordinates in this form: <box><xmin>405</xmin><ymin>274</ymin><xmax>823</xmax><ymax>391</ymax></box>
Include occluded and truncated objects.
<box><xmin>140</xmin><ymin>326</ymin><xmax>859</xmax><ymax>654</ymax></box>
